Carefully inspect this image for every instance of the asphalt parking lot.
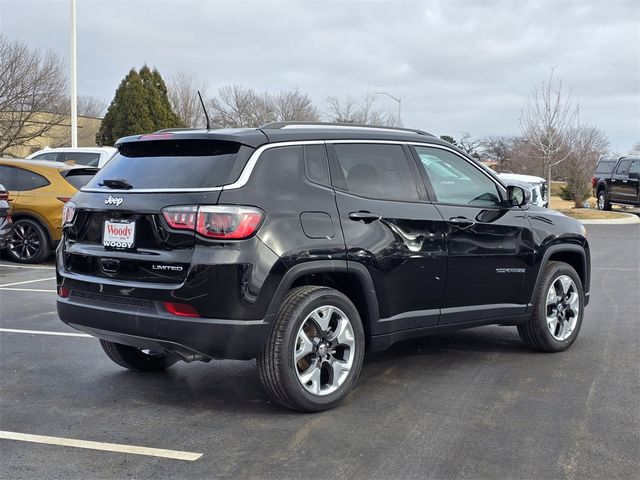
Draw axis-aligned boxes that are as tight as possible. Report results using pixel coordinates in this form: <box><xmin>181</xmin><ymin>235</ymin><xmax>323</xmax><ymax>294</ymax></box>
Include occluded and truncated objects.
<box><xmin>1</xmin><ymin>224</ymin><xmax>638</xmax><ymax>480</ymax></box>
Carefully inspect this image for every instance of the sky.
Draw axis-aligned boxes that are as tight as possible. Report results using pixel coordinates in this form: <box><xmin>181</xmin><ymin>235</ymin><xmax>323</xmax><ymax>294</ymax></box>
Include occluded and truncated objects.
<box><xmin>1</xmin><ymin>0</ymin><xmax>639</xmax><ymax>152</ymax></box>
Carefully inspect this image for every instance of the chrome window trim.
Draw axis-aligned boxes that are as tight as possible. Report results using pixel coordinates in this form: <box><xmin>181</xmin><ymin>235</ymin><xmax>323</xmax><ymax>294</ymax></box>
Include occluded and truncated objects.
<box><xmin>81</xmin><ymin>139</ymin><xmax>504</xmax><ymax>194</ymax></box>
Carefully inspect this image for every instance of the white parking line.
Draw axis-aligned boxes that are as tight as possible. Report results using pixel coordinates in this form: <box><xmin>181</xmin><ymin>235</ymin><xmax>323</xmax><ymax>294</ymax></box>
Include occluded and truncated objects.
<box><xmin>0</xmin><ymin>263</ymin><xmax>55</xmax><ymax>270</ymax></box>
<box><xmin>0</xmin><ymin>328</ymin><xmax>92</xmax><ymax>338</ymax></box>
<box><xmin>0</xmin><ymin>287</ymin><xmax>56</xmax><ymax>293</ymax></box>
<box><xmin>0</xmin><ymin>430</ymin><xmax>203</xmax><ymax>461</ymax></box>
<box><xmin>0</xmin><ymin>277</ymin><xmax>56</xmax><ymax>288</ymax></box>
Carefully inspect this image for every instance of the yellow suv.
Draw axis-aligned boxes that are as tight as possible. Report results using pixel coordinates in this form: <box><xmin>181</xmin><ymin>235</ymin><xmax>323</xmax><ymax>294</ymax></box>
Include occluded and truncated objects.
<box><xmin>0</xmin><ymin>159</ymin><xmax>98</xmax><ymax>263</ymax></box>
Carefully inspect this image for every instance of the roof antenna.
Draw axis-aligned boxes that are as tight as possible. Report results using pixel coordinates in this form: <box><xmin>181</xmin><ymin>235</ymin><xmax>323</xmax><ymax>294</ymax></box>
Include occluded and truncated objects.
<box><xmin>197</xmin><ymin>90</ymin><xmax>211</xmax><ymax>130</ymax></box>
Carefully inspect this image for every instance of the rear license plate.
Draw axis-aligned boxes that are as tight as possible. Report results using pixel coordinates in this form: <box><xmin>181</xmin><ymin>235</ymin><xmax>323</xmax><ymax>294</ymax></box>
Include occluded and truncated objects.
<box><xmin>103</xmin><ymin>219</ymin><xmax>136</xmax><ymax>249</ymax></box>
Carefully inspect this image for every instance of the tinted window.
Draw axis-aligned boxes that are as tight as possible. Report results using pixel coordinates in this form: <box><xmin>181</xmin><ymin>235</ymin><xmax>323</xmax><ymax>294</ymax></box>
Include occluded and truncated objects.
<box><xmin>629</xmin><ymin>161</ymin><xmax>640</xmax><ymax>174</ymax></box>
<box><xmin>595</xmin><ymin>160</ymin><xmax>616</xmax><ymax>174</ymax></box>
<box><xmin>14</xmin><ymin>167</ymin><xmax>50</xmax><ymax>190</ymax></box>
<box><xmin>615</xmin><ymin>160</ymin><xmax>631</xmax><ymax>175</ymax></box>
<box><xmin>304</xmin><ymin>144</ymin><xmax>330</xmax><ymax>186</ymax></box>
<box><xmin>0</xmin><ymin>166</ymin><xmax>17</xmax><ymax>190</ymax></box>
<box><xmin>415</xmin><ymin>146</ymin><xmax>502</xmax><ymax>207</ymax></box>
<box><xmin>63</xmin><ymin>152</ymin><xmax>101</xmax><ymax>167</ymax></box>
<box><xmin>86</xmin><ymin>140</ymin><xmax>254</xmax><ymax>189</ymax></box>
<box><xmin>332</xmin><ymin>144</ymin><xmax>420</xmax><ymax>201</ymax></box>
<box><xmin>63</xmin><ymin>169</ymin><xmax>98</xmax><ymax>190</ymax></box>
<box><xmin>32</xmin><ymin>152</ymin><xmax>59</xmax><ymax>162</ymax></box>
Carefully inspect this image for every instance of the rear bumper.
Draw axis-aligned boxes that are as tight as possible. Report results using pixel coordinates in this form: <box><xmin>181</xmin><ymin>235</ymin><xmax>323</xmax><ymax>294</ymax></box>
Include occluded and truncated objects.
<box><xmin>57</xmin><ymin>297</ymin><xmax>273</xmax><ymax>360</ymax></box>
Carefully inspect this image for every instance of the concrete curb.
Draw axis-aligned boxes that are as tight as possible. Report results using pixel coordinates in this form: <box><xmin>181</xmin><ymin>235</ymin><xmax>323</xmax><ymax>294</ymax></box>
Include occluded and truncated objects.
<box><xmin>578</xmin><ymin>213</ymin><xmax>640</xmax><ymax>225</ymax></box>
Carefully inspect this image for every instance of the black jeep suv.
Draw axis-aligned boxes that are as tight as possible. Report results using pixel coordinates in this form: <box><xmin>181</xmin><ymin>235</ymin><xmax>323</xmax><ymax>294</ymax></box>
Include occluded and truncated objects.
<box><xmin>57</xmin><ymin>123</ymin><xmax>590</xmax><ymax>412</ymax></box>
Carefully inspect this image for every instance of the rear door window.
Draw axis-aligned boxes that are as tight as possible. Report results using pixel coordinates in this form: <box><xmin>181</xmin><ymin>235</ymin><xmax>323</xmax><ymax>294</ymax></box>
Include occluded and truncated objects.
<box><xmin>85</xmin><ymin>140</ymin><xmax>254</xmax><ymax>190</ymax></box>
<box><xmin>330</xmin><ymin>143</ymin><xmax>420</xmax><ymax>201</ymax></box>
<box><xmin>595</xmin><ymin>160</ymin><xmax>616</xmax><ymax>174</ymax></box>
<box><xmin>615</xmin><ymin>160</ymin><xmax>631</xmax><ymax>175</ymax></box>
<box><xmin>14</xmin><ymin>167</ymin><xmax>50</xmax><ymax>191</ymax></box>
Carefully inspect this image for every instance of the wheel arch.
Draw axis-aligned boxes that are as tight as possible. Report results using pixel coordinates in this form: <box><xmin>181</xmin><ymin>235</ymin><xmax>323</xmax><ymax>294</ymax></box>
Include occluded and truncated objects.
<box><xmin>266</xmin><ymin>261</ymin><xmax>380</xmax><ymax>347</ymax></box>
<box><xmin>8</xmin><ymin>211</ymin><xmax>53</xmax><ymax>245</ymax></box>
<box><xmin>530</xmin><ymin>244</ymin><xmax>590</xmax><ymax>308</ymax></box>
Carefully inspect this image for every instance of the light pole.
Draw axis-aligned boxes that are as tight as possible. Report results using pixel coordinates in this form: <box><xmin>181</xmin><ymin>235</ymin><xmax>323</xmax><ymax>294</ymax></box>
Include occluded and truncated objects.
<box><xmin>375</xmin><ymin>91</ymin><xmax>401</xmax><ymax>126</ymax></box>
<box><xmin>70</xmin><ymin>0</ymin><xmax>78</xmax><ymax>147</ymax></box>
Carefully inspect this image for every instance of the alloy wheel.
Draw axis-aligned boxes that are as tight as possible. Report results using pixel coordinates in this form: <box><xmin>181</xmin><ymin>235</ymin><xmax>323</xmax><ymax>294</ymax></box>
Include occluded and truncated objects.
<box><xmin>545</xmin><ymin>275</ymin><xmax>580</xmax><ymax>341</ymax></box>
<box><xmin>293</xmin><ymin>305</ymin><xmax>356</xmax><ymax>396</ymax></box>
<box><xmin>9</xmin><ymin>222</ymin><xmax>42</xmax><ymax>261</ymax></box>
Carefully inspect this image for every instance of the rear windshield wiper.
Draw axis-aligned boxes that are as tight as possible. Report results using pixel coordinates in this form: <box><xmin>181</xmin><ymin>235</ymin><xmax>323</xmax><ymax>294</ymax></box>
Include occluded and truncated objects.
<box><xmin>98</xmin><ymin>179</ymin><xmax>133</xmax><ymax>189</ymax></box>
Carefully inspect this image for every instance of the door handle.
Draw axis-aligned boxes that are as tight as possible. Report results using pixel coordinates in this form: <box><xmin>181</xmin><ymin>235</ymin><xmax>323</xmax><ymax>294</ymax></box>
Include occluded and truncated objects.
<box><xmin>449</xmin><ymin>216</ymin><xmax>475</xmax><ymax>229</ymax></box>
<box><xmin>622</xmin><ymin>180</ymin><xmax>628</xmax><ymax>183</ymax></box>
<box><xmin>348</xmin><ymin>211</ymin><xmax>381</xmax><ymax>224</ymax></box>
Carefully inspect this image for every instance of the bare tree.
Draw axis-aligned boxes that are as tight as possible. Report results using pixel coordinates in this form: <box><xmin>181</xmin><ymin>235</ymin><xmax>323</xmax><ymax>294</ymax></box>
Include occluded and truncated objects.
<box><xmin>480</xmin><ymin>136</ymin><xmax>524</xmax><ymax>172</ymax></box>
<box><xmin>519</xmin><ymin>69</ymin><xmax>579</xmax><ymax>184</ymax></box>
<box><xmin>207</xmin><ymin>84</ymin><xmax>276</xmax><ymax>128</ymax></box>
<box><xmin>562</xmin><ymin>122</ymin><xmax>609</xmax><ymax>207</ymax></box>
<box><xmin>0</xmin><ymin>35</ymin><xmax>68</xmax><ymax>155</ymax></box>
<box><xmin>458</xmin><ymin>132</ymin><xmax>482</xmax><ymax>159</ymax></box>
<box><xmin>324</xmin><ymin>92</ymin><xmax>396</xmax><ymax>126</ymax></box>
<box><xmin>168</xmin><ymin>72</ymin><xmax>208</xmax><ymax>128</ymax></box>
<box><xmin>77</xmin><ymin>95</ymin><xmax>106</xmax><ymax>118</ymax></box>
<box><xmin>273</xmin><ymin>88</ymin><xmax>318</xmax><ymax>122</ymax></box>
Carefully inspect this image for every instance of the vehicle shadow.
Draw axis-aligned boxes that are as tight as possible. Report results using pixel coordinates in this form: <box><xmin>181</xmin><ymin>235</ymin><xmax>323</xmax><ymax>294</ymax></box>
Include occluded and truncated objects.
<box><xmin>82</xmin><ymin>326</ymin><xmax>528</xmax><ymax>415</ymax></box>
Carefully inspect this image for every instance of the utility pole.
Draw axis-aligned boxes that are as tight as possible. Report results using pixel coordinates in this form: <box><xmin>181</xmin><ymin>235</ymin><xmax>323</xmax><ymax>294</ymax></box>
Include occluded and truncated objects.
<box><xmin>375</xmin><ymin>91</ymin><xmax>402</xmax><ymax>126</ymax></box>
<box><xmin>70</xmin><ymin>0</ymin><xmax>78</xmax><ymax>147</ymax></box>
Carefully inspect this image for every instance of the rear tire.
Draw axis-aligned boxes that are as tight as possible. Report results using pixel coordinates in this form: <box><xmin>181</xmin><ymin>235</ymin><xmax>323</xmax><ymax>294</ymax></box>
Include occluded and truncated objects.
<box><xmin>518</xmin><ymin>261</ymin><xmax>584</xmax><ymax>352</ymax></box>
<box><xmin>99</xmin><ymin>340</ymin><xmax>178</xmax><ymax>372</ymax></box>
<box><xmin>258</xmin><ymin>286</ymin><xmax>365</xmax><ymax>412</ymax></box>
<box><xmin>6</xmin><ymin>218</ymin><xmax>50</xmax><ymax>264</ymax></box>
<box><xmin>597</xmin><ymin>189</ymin><xmax>611</xmax><ymax>211</ymax></box>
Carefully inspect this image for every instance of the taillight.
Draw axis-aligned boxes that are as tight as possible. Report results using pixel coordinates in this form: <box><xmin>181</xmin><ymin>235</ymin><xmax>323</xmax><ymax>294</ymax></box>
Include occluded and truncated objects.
<box><xmin>162</xmin><ymin>205</ymin><xmax>264</xmax><ymax>240</ymax></box>
<box><xmin>163</xmin><ymin>302</ymin><xmax>200</xmax><ymax>317</ymax></box>
<box><xmin>62</xmin><ymin>201</ymin><xmax>76</xmax><ymax>226</ymax></box>
<box><xmin>162</xmin><ymin>206</ymin><xmax>198</xmax><ymax>230</ymax></box>
<box><xmin>57</xmin><ymin>196</ymin><xmax>71</xmax><ymax>203</ymax></box>
<box><xmin>57</xmin><ymin>286</ymin><xmax>70</xmax><ymax>298</ymax></box>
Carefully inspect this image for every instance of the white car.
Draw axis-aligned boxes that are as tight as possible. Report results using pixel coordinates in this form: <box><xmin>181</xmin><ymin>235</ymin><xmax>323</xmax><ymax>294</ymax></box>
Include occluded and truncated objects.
<box><xmin>498</xmin><ymin>173</ymin><xmax>549</xmax><ymax>208</ymax></box>
<box><xmin>26</xmin><ymin>147</ymin><xmax>117</xmax><ymax>168</ymax></box>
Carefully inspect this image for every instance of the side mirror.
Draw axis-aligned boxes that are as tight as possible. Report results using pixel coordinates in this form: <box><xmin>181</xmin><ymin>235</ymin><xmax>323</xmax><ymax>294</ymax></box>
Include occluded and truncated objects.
<box><xmin>505</xmin><ymin>185</ymin><xmax>530</xmax><ymax>207</ymax></box>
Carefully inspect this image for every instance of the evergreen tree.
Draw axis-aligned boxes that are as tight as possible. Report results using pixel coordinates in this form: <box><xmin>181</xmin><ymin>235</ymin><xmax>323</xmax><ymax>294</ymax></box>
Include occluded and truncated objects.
<box><xmin>96</xmin><ymin>66</ymin><xmax>184</xmax><ymax>146</ymax></box>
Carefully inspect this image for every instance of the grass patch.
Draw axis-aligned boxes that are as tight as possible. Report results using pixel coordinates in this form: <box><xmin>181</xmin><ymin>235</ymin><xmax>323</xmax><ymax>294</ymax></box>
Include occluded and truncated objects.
<box><xmin>550</xmin><ymin>194</ymin><xmax>630</xmax><ymax>220</ymax></box>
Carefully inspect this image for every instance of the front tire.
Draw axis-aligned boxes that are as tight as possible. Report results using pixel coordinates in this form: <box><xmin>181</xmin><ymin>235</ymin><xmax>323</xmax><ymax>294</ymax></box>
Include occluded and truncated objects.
<box><xmin>100</xmin><ymin>340</ymin><xmax>178</xmax><ymax>372</ymax></box>
<box><xmin>6</xmin><ymin>218</ymin><xmax>50</xmax><ymax>263</ymax></box>
<box><xmin>258</xmin><ymin>286</ymin><xmax>365</xmax><ymax>412</ymax></box>
<box><xmin>597</xmin><ymin>189</ymin><xmax>611</xmax><ymax>211</ymax></box>
<box><xmin>518</xmin><ymin>261</ymin><xmax>584</xmax><ymax>352</ymax></box>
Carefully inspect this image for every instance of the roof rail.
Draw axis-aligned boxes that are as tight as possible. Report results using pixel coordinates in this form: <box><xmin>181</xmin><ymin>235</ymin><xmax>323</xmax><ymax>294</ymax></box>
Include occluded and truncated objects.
<box><xmin>260</xmin><ymin>121</ymin><xmax>433</xmax><ymax>137</ymax></box>
<box><xmin>153</xmin><ymin>127</ymin><xmax>223</xmax><ymax>133</ymax></box>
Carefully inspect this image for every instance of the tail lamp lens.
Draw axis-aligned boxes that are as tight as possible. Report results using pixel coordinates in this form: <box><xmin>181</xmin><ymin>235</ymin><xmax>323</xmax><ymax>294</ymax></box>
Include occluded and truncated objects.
<box><xmin>162</xmin><ymin>205</ymin><xmax>264</xmax><ymax>240</ymax></box>
<box><xmin>163</xmin><ymin>302</ymin><xmax>200</xmax><ymax>317</ymax></box>
<box><xmin>62</xmin><ymin>201</ymin><xmax>76</xmax><ymax>226</ymax></box>
<box><xmin>162</xmin><ymin>206</ymin><xmax>198</xmax><ymax>230</ymax></box>
<box><xmin>57</xmin><ymin>286</ymin><xmax>70</xmax><ymax>298</ymax></box>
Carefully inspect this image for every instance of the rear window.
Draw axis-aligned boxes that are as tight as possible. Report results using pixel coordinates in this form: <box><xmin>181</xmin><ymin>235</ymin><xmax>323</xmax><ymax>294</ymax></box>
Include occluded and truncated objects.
<box><xmin>63</xmin><ymin>152</ymin><xmax>101</xmax><ymax>167</ymax></box>
<box><xmin>63</xmin><ymin>169</ymin><xmax>98</xmax><ymax>190</ymax></box>
<box><xmin>85</xmin><ymin>140</ymin><xmax>254</xmax><ymax>190</ymax></box>
<box><xmin>595</xmin><ymin>160</ymin><xmax>616</xmax><ymax>174</ymax></box>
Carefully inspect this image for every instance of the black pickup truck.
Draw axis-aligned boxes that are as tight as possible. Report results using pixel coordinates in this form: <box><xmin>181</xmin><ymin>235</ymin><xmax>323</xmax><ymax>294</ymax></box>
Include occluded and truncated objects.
<box><xmin>592</xmin><ymin>156</ymin><xmax>640</xmax><ymax>210</ymax></box>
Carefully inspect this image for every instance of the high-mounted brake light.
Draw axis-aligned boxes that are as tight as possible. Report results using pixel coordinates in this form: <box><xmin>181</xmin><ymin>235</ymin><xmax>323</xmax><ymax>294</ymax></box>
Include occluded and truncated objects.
<box><xmin>161</xmin><ymin>205</ymin><xmax>264</xmax><ymax>240</ymax></box>
<box><xmin>139</xmin><ymin>133</ymin><xmax>174</xmax><ymax>141</ymax></box>
<box><xmin>62</xmin><ymin>201</ymin><xmax>76</xmax><ymax>226</ymax></box>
